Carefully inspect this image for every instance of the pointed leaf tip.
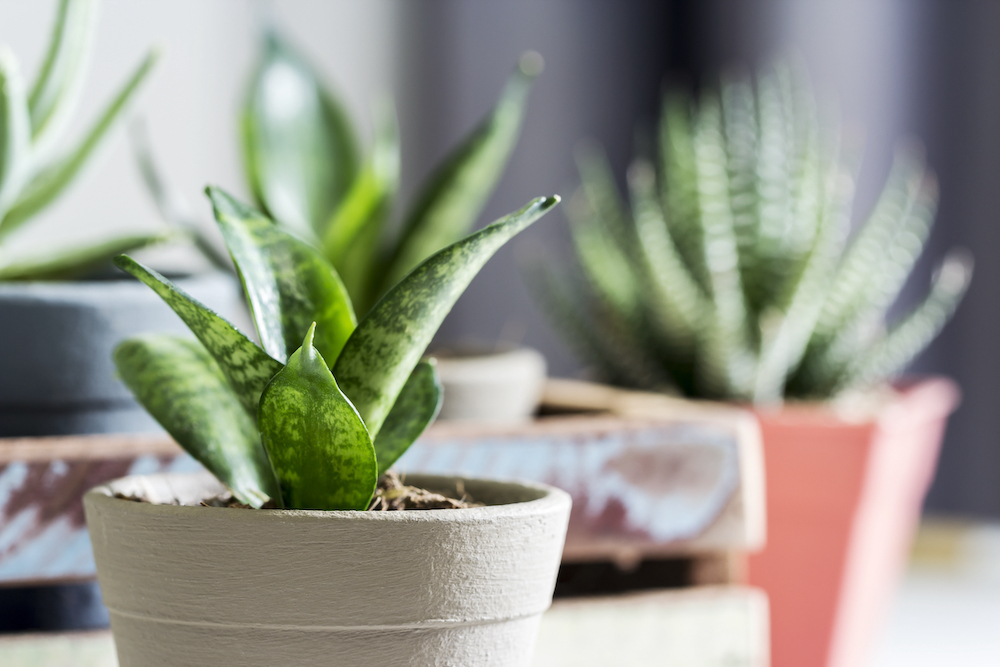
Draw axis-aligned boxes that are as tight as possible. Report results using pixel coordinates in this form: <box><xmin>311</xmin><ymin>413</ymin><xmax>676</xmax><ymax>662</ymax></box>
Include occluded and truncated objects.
<box><xmin>259</xmin><ymin>327</ymin><xmax>376</xmax><ymax>510</ymax></box>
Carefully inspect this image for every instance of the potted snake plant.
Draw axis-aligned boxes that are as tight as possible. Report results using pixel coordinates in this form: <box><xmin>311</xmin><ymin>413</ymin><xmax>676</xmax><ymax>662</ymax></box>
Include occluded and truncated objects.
<box><xmin>84</xmin><ymin>187</ymin><xmax>569</xmax><ymax>667</ymax></box>
<box><xmin>533</xmin><ymin>63</ymin><xmax>971</xmax><ymax>667</ymax></box>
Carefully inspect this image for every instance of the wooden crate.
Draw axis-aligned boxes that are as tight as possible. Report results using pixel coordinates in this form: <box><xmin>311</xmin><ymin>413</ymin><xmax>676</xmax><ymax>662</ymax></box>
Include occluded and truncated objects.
<box><xmin>0</xmin><ymin>434</ymin><xmax>195</xmax><ymax>585</ymax></box>
<box><xmin>0</xmin><ymin>378</ymin><xmax>769</xmax><ymax>665</ymax></box>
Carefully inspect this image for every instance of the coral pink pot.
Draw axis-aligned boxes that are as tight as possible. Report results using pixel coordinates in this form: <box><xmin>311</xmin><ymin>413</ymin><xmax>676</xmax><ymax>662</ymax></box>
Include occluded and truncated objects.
<box><xmin>747</xmin><ymin>378</ymin><xmax>959</xmax><ymax>667</ymax></box>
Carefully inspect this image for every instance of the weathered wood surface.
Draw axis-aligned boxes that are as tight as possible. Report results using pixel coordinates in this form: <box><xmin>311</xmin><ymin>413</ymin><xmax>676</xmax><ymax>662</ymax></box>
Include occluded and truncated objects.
<box><xmin>533</xmin><ymin>586</ymin><xmax>770</xmax><ymax>667</ymax></box>
<box><xmin>400</xmin><ymin>381</ymin><xmax>765</xmax><ymax>562</ymax></box>
<box><xmin>0</xmin><ymin>379</ymin><xmax>764</xmax><ymax>584</ymax></box>
<box><xmin>0</xmin><ymin>434</ymin><xmax>197</xmax><ymax>585</ymax></box>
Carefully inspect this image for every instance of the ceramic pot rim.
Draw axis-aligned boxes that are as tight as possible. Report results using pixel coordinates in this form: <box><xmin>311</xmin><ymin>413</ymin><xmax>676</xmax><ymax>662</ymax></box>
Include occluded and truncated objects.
<box><xmin>85</xmin><ymin>471</ymin><xmax>571</xmax><ymax>525</ymax></box>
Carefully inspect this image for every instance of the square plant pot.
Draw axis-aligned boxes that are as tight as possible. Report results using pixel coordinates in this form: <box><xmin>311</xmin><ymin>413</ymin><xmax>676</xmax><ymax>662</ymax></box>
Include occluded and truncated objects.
<box><xmin>747</xmin><ymin>377</ymin><xmax>959</xmax><ymax>667</ymax></box>
<box><xmin>84</xmin><ymin>472</ymin><xmax>571</xmax><ymax>667</ymax></box>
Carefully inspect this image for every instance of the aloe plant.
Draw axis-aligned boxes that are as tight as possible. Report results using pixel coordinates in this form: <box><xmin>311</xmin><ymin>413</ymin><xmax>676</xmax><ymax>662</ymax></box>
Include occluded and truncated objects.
<box><xmin>0</xmin><ymin>0</ymin><xmax>161</xmax><ymax>280</ymax></box>
<box><xmin>537</xmin><ymin>63</ymin><xmax>972</xmax><ymax>403</ymax></box>
<box><xmin>239</xmin><ymin>29</ymin><xmax>543</xmax><ymax>315</ymax></box>
<box><xmin>114</xmin><ymin>186</ymin><xmax>558</xmax><ymax>510</ymax></box>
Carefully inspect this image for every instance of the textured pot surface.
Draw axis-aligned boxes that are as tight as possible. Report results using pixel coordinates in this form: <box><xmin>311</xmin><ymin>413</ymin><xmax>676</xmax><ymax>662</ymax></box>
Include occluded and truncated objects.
<box><xmin>433</xmin><ymin>346</ymin><xmax>546</xmax><ymax>422</ymax></box>
<box><xmin>84</xmin><ymin>472</ymin><xmax>571</xmax><ymax>667</ymax></box>
<box><xmin>0</xmin><ymin>273</ymin><xmax>242</xmax><ymax>436</ymax></box>
<box><xmin>746</xmin><ymin>378</ymin><xmax>959</xmax><ymax>667</ymax></box>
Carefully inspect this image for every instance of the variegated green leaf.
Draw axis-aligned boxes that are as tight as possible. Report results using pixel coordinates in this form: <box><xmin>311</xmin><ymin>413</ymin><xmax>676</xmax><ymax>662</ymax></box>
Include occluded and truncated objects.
<box><xmin>0</xmin><ymin>49</ymin><xmax>31</xmax><ymax>220</ymax></box>
<box><xmin>259</xmin><ymin>323</ymin><xmax>376</xmax><ymax>510</ymax></box>
<box><xmin>242</xmin><ymin>30</ymin><xmax>358</xmax><ymax>238</ymax></box>
<box><xmin>844</xmin><ymin>251</ymin><xmax>972</xmax><ymax>390</ymax></box>
<box><xmin>335</xmin><ymin>195</ymin><xmax>559</xmax><ymax>437</ymax></box>
<box><xmin>113</xmin><ymin>254</ymin><xmax>282</xmax><ymax>416</ymax></box>
<box><xmin>1</xmin><ymin>49</ymin><xmax>158</xmax><ymax>238</ymax></box>
<box><xmin>379</xmin><ymin>52</ymin><xmax>542</xmax><ymax>293</ymax></box>
<box><xmin>115</xmin><ymin>334</ymin><xmax>279</xmax><ymax>508</ymax></box>
<box><xmin>373</xmin><ymin>360</ymin><xmax>441</xmax><ymax>475</ymax></box>
<box><xmin>27</xmin><ymin>0</ymin><xmax>97</xmax><ymax>155</ymax></box>
<box><xmin>207</xmin><ymin>186</ymin><xmax>357</xmax><ymax>364</ymax></box>
<box><xmin>0</xmin><ymin>231</ymin><xmax>170</xmax><ymax>281</ymax></box>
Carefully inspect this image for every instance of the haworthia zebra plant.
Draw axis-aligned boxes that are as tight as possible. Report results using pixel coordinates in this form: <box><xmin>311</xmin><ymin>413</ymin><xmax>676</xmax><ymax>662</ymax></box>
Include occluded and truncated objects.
<box><xmin>114</xmin><ymin>186</ymin><xmax>558</xmax><ymax>510</ymax></box>
<box><xmin>538</xmin><ymin>64</ymin><xmax>971</xmax><ymax>404</ymax></box>
<box><xmin>0</xmin><ymin>0</ymin><xmax>161</xmax><ymax>280</ymax></box>
<box><xmin>239</xmin><ymin>30</ymin><xmax>542</xmax><ymax>316</ymax></box>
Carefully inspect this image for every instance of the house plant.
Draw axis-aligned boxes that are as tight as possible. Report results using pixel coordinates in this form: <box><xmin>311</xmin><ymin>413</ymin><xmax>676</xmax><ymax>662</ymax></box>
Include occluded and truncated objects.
<box><xmin>0</xmin><ymin>0</ymin><xmax>239</xmax><ymax>438</ymax></box>
<box><xmin>0</xmin><ymin>0</ymin><xmax>244</xmax><ymax>634</ymax></box>
<box><xmin>84</xmin><ymin>187</ymin><xmax>569</xmax><ymax>666</ymax></box>
<box><xmin>534</xmin><ymin>62</ymin><xmax>971</xmax><ymax>667</ymax></box>
<box><xmin>243</xmin><ymin>31</ymin><xmax>549</xmax><ymax>419</ymax></box>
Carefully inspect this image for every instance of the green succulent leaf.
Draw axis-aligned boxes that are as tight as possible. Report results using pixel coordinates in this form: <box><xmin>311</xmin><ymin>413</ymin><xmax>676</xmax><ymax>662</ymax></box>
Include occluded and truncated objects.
<box><xmin>844</xmin><ymin>251</ymin><xmax>972</xmax><ymax>390</ymax></box>
<box><xmin>207</xmin><ymin>186</ymin><xmax>357</xmax><ymax>364</ymax></box>
<box><xmin>323</xmin><ymin>99</ymin><xmax>399</xmax><ymax>311</ymax></box>
<box><xmin>0</xmin><ymin>49</ymin><xmax>158</xmax><ymax>238</ymax></box>
<box><xmin>27</xmin><ymin>0</ymin><xmax>97</xmax><ymax>149</ymax></box>
<box><xmin>379</xmin><ymin>52</ymin><xmax>542</xmax><ymax>294</ymax></box>
<box><xmin>0</xmin><ymin>231</ymin><xmax>171</xmax><ymax>281</ymax></box>
<box><xmin>241</xmin><ymin>30</ymin><xmax>358</xmax><ymax>238</ymax></box>
<box><xmin>114</xmin><ymin>334</ymin><xmax>279</xmax><ymax>508</ymax></box>
<box><xmin>335</xmin><ymin>194</ymin><xmax>559</xmax><ymax>437</ymax></box>
<box><xmin>0</xmin><ymin>49</ymin><xmax>31</xmax><ymax>219</ymax></box>
<box><xmin>373</xmin><ymin>360</ymin><xmax>442</xmax><ymax>476</ymax></box>
<box><xmin>259</xmin><ymin>323</ymin><xmax>376</xmax><ymax>511</ymax></box>
<box><xmin>113</xmin><ymin>254</ymin><xmax>283</xmax><ymax>416</ymax></box>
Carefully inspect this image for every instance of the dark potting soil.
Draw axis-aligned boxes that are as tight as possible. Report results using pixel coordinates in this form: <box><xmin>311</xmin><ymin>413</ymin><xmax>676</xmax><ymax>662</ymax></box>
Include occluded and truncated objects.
<box><xmin>113</xmin><ymin>472</ymin><xmax>482</xmax><ymax>511</ymax></box>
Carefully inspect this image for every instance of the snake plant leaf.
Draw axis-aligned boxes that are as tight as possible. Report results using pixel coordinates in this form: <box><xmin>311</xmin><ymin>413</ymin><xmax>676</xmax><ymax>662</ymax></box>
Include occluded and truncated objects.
<box><xmin>0</xmin><ymin>49</ymin><xmax>158</xmax><ymax>238</ymax></box>
<box><xmin>323</xmin><ymin>97</ymin><xmax>398</xmax><ymax>266</ymax></box>
<box><xmin>378</xmin><ymin>52</ymin><xmax>542</xmax><ymax>293</ymax></box>
<box><xmin>115</xmin><ymin>334</ymin><xmax>279</xmax><ymax>508</ymax></box>
<box><xmin>0</xmin><ymin>231</ymin><xmax>171</xmax><ymax>281</ymax></box>
<box><xmin>323</xmin><ymin>99</ymin><xmax>399</xmax><ymax>310</ymax></box>
<box><xmin>0</xmin><ymin>49</ymin><xmax>31</xmax><ymax>219</ymax></box>
<box><xmin>27</xmin><ymin>0</ymin><xmax>97</xmax><ymax>154</ymax></box>
<box><xmin>113</xmin><ymin>254</ymin><xmax>283</xmax><ymax>415</ymax></box>
<box><xmin>335</xmin><ymin>194</ymin><xmax>559</xmax><ymax>437</ymax></box>
<box><xmin>207</xmin><ymin>186</ymin><xmax>357</xmax><ymax>364</ymax></box>
<box><xmin>259</xmin><ymin>323</ymin><xmax>376</xmax><ymax>511</ymax></box>
<box><xmin>242</xmin><ymin>30</ymin><xmax>358</xmax><ymax>238</ymax></box>
<box><xmin>373</xmin><ymin>360</ymin><xmax>441</xmax><ymax>476</ymax></box>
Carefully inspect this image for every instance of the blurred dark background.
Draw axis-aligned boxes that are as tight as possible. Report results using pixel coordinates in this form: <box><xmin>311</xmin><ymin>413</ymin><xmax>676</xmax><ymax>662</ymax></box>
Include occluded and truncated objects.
<box><xmin>399</xmin><ymin>0</ymin><xmax>1000</xmax><ymax>519</ymax></box>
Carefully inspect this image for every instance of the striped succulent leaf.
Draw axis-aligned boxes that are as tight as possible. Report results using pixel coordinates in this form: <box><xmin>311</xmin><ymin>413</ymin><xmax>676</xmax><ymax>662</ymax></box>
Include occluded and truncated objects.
<box><xmin>538</xmin><ymin>62</ymin><xmax>971</xmax><ymax>402</ymax></box>
<box><xmin>334</xmin><ymin>195</ymin><xmax>559</xmax><ymax>437</ymax></box>
<box><xmin>207</xmin><ymin>186</ymin><xmax>357</xmax><ymax>365</ymax></box>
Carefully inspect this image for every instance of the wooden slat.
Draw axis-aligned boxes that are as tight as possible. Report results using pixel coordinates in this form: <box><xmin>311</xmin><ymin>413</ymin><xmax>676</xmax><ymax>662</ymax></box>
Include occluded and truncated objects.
<box><xmin>0</xmin><ymin>433</ymin><xmax>181</xmax><ymax>463</ymax></box>
<box><xmin>0</xmin><ymin>630</ymin><xmax>117</xmax><ymax>667</ymax></box>
<box><xmin>533</xmin><ymin>586</ymin><xmax>769</xmax><ymax>667</ymax></box>
<box><xmin>401</xmin><ymin>382</ymin><xmax>765</xmax><ymax>559</ymax></box>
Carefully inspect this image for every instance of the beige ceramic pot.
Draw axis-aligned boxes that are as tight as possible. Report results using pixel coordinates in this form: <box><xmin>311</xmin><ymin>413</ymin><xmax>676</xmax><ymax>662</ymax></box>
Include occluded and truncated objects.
<box><xmin>432</xmin><ymin>346</ymin><xmax>547</xmax><ymax>422</ymax></box>
<box><xmin>84</xmin><ymin>472</ymin><xmax>571</xmax><ymax>667</ymax></box>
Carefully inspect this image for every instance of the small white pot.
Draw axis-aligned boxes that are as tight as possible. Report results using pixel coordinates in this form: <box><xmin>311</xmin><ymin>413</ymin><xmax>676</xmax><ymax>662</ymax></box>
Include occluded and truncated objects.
<box><xmin>84</xmin><ymin>472</ymin><xmax>570</xmax><ymax>667</ymax></box>
<box><xmin>432</xmin><ymin>346</ymin><xmax>547</xmax><ymax>422</ymax></box>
